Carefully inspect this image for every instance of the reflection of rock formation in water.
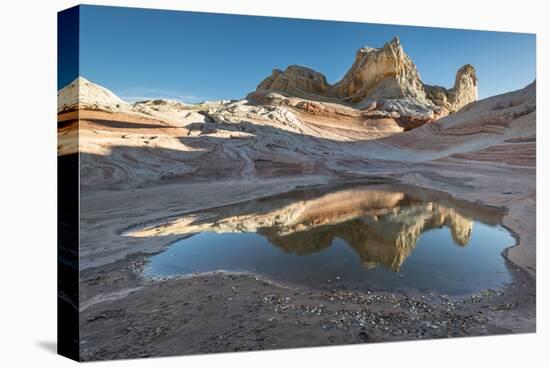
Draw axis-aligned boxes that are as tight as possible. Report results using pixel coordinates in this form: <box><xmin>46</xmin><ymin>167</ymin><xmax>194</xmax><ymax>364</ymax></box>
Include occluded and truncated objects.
<box><xmin>128</xmin><ymin>185</ymin><xmax>476</xmax><ymax>271</ymax></box>
<box><xmin>441</xmin><ymin>209</ymin><xmax>473</xmax><ymax>246</ymax></box>
<box><xmin>261</xmin><ymin>202</ymin><xmax>473</xmax><ymax>271</ymax></box>
<box><xmin>128</xmin><ymin>189</ymin><xmax>407</xmax><ymax>237</ymax></box>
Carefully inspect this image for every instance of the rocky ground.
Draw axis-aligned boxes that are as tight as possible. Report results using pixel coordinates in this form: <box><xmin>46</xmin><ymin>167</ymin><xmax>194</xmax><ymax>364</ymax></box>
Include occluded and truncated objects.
<box><xmin>78</xmin><ymin>252</ymin><xmax>534</xmax><ymax>361</ymax></box>
<box><xmin>58</xmin><ymin>37</ymin><xmax>536</xmax><ymax>360</ymax></box>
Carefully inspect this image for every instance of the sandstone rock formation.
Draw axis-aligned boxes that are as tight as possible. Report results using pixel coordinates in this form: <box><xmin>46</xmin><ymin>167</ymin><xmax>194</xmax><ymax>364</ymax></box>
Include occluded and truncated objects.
<box><xmin>335</xmin><ymin>37</ymin><xmax>429</xmax><ymax>104</ymax></box>
<box><xmin>59</xmin><ymin>75</ymin><xmax>534</xmax><ymax>191</ymax></box>
<box><xmin>57</xmin><ymin>76</ymin><xmax>130</xmax><ymax>113</ymax></box>
<box><xmin>256</xmin><ymin>65</ymin><xmax>332</xmax><ymax>98</ymax></box>
<box><xmin>249</xmin><ymin>37</ymin><xmax>478</xmax><ymax>128</ymax></box>
<box><xmin>132</xmin><ymin>99</ymin><xmax>211</xmax><ymax>126</ymax></box>
<box><xmin>425</xmin><ymin>64</ymin><xmax>478</xmax><ymax>112</ymax></box>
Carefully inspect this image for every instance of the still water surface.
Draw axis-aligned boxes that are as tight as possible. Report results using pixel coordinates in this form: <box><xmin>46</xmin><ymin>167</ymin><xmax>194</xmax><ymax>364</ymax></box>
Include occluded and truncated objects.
<box><xmin>140</xmin><ymin>184</ymin><xmax>514</xmax><ymax>295</ymax></box>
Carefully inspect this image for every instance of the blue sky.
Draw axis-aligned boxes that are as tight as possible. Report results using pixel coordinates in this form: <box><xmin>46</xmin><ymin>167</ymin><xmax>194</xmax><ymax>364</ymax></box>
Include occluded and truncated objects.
<box><xmin>64</xmin><ymin>5</ymin><xmax>536</xmax><ymax>102</ymax></box>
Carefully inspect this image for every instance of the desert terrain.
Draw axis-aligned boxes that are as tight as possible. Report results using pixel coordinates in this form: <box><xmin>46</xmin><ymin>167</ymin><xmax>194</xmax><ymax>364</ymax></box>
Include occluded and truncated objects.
<box><xmin>58</xmin><ymin>38</ymin><xmax>535</xmax><ymax>360</ymax></box>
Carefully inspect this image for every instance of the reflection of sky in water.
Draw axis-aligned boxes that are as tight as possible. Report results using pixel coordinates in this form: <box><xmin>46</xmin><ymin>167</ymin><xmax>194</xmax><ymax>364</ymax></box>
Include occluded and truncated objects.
<box><xmin>144</xmin><ymin>221</ymin><xmax>514</xmax><ymax>296</ymax></box>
